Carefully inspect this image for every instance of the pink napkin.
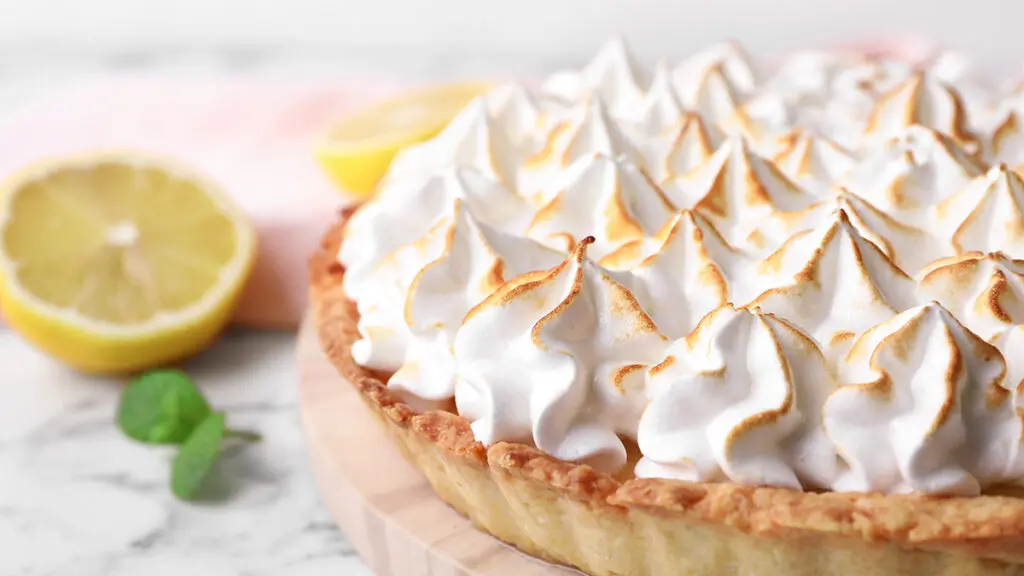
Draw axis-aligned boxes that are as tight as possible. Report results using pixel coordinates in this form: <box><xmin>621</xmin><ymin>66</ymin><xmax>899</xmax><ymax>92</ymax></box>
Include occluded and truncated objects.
<box><xmin>0</xmin><ymin>77</ymin><xmax>400</xmax><ymax>329</ymax></box>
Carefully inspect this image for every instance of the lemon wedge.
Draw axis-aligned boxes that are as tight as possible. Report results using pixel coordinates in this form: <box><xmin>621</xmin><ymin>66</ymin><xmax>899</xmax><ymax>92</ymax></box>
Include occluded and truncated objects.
<box><xmin>0</xmin><ymin>153</ymin><xmax>257</xmax><ymax>374</ymax></box>
<box><xmin>314</xmin><ymin>81</ymin><xmax>491</xmax><ymax>197</ymax></box>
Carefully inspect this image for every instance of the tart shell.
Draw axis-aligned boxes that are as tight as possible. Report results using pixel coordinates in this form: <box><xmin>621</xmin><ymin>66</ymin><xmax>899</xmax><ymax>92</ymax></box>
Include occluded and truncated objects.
<box><xmin>310</xmin><ymin>211</ymin><xmax>1024</xmax><ymax>576</ymax></box>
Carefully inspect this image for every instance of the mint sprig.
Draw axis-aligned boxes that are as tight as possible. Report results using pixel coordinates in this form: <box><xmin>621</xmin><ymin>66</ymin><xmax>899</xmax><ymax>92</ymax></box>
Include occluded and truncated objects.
<box><xmin>172</xmin><ymin>412</ymin><xmax>226</xmax><ymax>499</ymax></box>
<box><xmin>118</xmin><ymin>369</ymin><xmax>212</xmax><ymax>444</ymax></box>
<box><xmin>117</xmin><ymin>368</ymin><xmax>260</xmax><ymax>501</ymax></box>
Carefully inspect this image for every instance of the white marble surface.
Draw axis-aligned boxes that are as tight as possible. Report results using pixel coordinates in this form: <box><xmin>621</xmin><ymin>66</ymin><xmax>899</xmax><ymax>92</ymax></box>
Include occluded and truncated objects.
<box><xmin>0</xmin><ymin>326</ymin><xmax>373</xmax><ymax>576</ymax></box>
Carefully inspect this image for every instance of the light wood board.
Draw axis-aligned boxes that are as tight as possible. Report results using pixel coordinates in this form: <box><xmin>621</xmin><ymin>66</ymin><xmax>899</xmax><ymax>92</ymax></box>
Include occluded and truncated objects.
<box><xmin>296</xmin><ymin>312</ymin><xmax>579</xmax><ymax>576</ymax></box>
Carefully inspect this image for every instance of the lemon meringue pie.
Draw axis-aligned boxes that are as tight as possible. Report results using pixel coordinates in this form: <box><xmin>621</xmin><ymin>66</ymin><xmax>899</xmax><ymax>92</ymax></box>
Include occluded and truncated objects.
<box><xmin>312</xmin><ymin>39</ymin><xmax>1024</xmax><ymax>576</ymax></box>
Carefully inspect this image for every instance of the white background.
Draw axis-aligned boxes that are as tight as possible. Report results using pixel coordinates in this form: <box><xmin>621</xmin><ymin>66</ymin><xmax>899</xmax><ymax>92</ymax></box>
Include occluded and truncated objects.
<box><xmin>1</xmin><ymin>0</ymin><xmax>1023</xmax><ymax>76</ymax></box>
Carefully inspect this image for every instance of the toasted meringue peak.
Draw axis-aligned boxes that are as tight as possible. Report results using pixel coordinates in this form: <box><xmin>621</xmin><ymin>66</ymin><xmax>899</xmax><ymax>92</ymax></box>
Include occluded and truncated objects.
<box><xmin>640</xmin><ymin>111</ymin><xmax>722</xmax><ymax>184</ymax></box>
<box><xmin>825</xmin><ymin>302</ymin><xmax>1024</xmax><ymax>495</ymax></box>
<box><xmin>673</xmin><ymin>42</ymin><xmax>758</xmax><ymax>112</ymax></box>
<box><xmin>673</xmin><ymin>136</ymin><xmax>815</xmax><ymax>244</ymax></box>
<box><xmin>755</xmin><ymin>189</ymin><xmax>944</xmax><ymax>274</ymax></box>
<box><xmin>388</xmin><ymin>98</ymin><xmax>520</xmax><ymax>187</ymax></box>
<box><xmin>772</xmin><ymin>131</ymin><xmax>856</xmax><ymax>196</ymax></box>
<box><xmin>600</xmin><ymin>210</ymin><xmax>742</xmax><ymax>338</ymax></box>
<box><xmin>930</xmin><ymin>51</ymin><xmax>997</xmax><ymax>130</ymax></box>
<box><xmin>934</xmin><ymin>164</ymin><xmax>1024</xmax><ymax>257</ymax></box>
<box><xmin>862</xmin><ymin>72</ymin><xmax>979</xmax><ymax>152</ymax></box>
<box><xmin>917</xmin><ymin>252</ymin><xmax>1024</xmax><ymax>340</ymax></box>
<box><xmin>636</xmin><ymin>60</ymin><xmax>685</xmax><ymax>134</ymax></box>
<box><xmin>982</xmin><ymin>107</ymin><xmax>1024</xmax><ymax>168</ymax></box>
<box><xmin>484</xmin><ymin>83</ymin><xmax>542</xmax><ymax>146</ymax></box>
<box><xmin>992</xmin><ymin>325</ymin><xmax>1024</xmax><ymax>396</ymax></box>
<box><xmin>542</xmin><ymin>37</ymin><xmax>649</xmax><ymax>117</ymax></box>
<box><xmin>844</xmin><ymin>125</ymin><xmax>986</xmax><ymax>218</ymax></box>
<box><xmin>454</xmin><ymin>238</ymin><xmax>667</xmax><ymax>473</ymax></box>
<box><xmin>526</xmin><ymin>154</ymin><xmax>676</xmax><ymax>259</ymax></box>
<box><xmin>349</xmin><ymin>210</ymin><xmax>455</xmax><ymax>372</ymax></box>
<box><xmin>519</xmin><ymin>97</ymin><xmax>642</xmax><ymax>205</ymax></box>
<box><xmin>637</xmin><ymin>305</ymin><xmax>838</xmax><ymax>489</ymax></box>
<box><xmin>389</xmin><ymin>200</ymin><xmax>563</xmax><ymax>410</ymax></box>
<box><xmin>672</xmin><ymin>42</ymin><xmax>759</xmax><ymax>132</ymax></box>
<box><xmin>748</xmin><ymin>208</ymin><xmax>918</xmax><ymax>357</ymax></box>
<box><xmin>340</xmin><ymin>167</ymin><xmax>533</xmax><ymax>301</ymax></box>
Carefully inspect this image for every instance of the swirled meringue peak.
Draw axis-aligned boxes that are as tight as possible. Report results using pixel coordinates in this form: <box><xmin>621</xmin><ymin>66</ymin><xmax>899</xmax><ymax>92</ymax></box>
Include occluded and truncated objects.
<box><xmin>748</xmin><ymin>209</ymin><xmax>918</xmax><ymax>359</ymax></box>
<box><xmin>339</xmin><ymin>166</ymin><xmax>532</xmax><ymax>301</ymax></box>
<box><xmin>387</xmin><ymin>97</ymin><xmax>520</xmax><ymax>186</ymax></box>
<box><xmin>678</xmin><ymin>136</ymin><xmax>816</xmax><ymax>246</ymax></box>
<box><xmin>756</xmin><ymin>189</ymin><xmax>944</xmax><ymax>274</ymax></box>
<box><xmin>639</xmin><ymin>112</ymin><xmax>722</xmax><ymax>184</ymax></box>
<box><xmin>862</xmin><ymin>72</ymin><xmax>979</xmax><ymax>152</ymax></box>
<box><xmin>673</xmin><ymin>42</ymin><xmax>758</xmax><ymax>122</ymax></box>
<box><xmin>825</xmin><ymin>303</ymin><xmax>1024</xmax><ymax>495</ymax></box>
<box><xmin>336</xmin><ymin>38</ymin><xmax>1024</xmax><ymax>495</ymax></box>
<box><xmin>934</xmin><ymin>164</ymin><xmax>1024</xmax><ymax>256</ymax></box>
<box><xmin>637</xmin><ymin>305</ymin><xmax>838</xmax><ymax>489</ymax></box>
<box><xmin>453</xmin><ymin>238</ymin><xmax>667</xmax><ymax>472</ymax></box>
<box><xmin>600</xmin><ymin>210</ymin><xmax>743</xmax><ymax>338</ymax></box>
<box><xmin>519</xmin><ymin>97</ymin><xmax>641</xmax><ymax>206</ymax></box>
<box><xmin>844</xmin><ymin>125</ymin><xmax>986</xmax><ymax>219</ymax></box>
<box><xmin>917</xmin><ymin>252</ymin><xmax>1024</xmax><ymax>341</ymax></box>
<box><xmin>542</xmin><ymin>37</ymin><xmax>649</xmax><ymax>118</ymax></box>
<box><xmin>526</xmin><ymin>154</ymin><xmax>675</xmax><ymax>259</ymax></box>
<box><xmin>635</xmin><ymin>61</ymin><xmax>685</xmax><ymax>135</ymax></box>
<box><xmin>772</xmin><ymin>131</ymin><xmax>856</xmax><ymax>196</ymax></box>
<box><xmin>389</xmin><ymin>200</ymin><xmax>563</xmax><ymax>410</ymax></box>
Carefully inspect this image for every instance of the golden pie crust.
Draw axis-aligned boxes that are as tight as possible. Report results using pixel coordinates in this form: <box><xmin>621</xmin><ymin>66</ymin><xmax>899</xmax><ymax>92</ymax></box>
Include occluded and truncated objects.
<box><xmin>310</xmin><ymin>211</ymin><xmax>1024</xmax><ymax>576</ymax></box>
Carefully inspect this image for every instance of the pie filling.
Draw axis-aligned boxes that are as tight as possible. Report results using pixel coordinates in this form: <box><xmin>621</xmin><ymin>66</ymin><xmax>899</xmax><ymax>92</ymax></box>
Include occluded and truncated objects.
<box><xmin>336</xmin><ymin>39</ymin><xmax>1024</xmax><ymax>497</ymax></box>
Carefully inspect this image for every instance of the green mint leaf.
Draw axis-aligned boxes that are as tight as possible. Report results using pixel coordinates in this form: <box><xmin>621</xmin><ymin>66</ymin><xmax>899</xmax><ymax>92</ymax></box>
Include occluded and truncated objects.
<box><xmin>117</xmin><ymin>369</ymin><xmax>212</xmax><ymax>444</ymax></box>
<box><xmin>171</xmin><ymin>411</ymin><xmax>225</xmax><ymax>500</ymax></box>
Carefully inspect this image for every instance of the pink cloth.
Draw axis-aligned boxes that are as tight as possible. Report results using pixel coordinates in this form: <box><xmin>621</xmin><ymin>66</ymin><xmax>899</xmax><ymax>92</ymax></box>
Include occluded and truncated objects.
<box><xmin>0</xmin><ymin>77</ymin><xmax>400</xmax><ymax>329</ymax></box>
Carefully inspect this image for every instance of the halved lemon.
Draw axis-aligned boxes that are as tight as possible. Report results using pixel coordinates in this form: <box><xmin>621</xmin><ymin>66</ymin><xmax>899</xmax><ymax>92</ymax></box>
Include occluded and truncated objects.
<box><xmin>0</xmin><ymin>152</ymin><xmax>257</xmax><ymax>374</ymax></box>
<box><xmin>314</xmin><ymin>81</ymin><xmax>491</xmax><ymax>197</ymax></box>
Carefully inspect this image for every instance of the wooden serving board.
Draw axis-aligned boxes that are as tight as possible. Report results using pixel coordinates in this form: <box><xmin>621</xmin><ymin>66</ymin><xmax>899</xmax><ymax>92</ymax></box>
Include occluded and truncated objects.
<box><xmin>296</xmin><ymin>311</ymin><xmax>578</xmax><ymax>576</ymax></box>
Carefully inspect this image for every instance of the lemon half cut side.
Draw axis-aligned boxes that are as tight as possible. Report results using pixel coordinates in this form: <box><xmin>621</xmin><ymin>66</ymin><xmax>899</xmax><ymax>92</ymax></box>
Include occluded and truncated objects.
<box><xmin>314</xmin><ymin>81</ymin><xmax>492</xmax><ymax>197</ymax></box>
<box><xmin>0</xmin><ymin>152</ymin><xmax>257</xmax><ymax>374</ymax></box>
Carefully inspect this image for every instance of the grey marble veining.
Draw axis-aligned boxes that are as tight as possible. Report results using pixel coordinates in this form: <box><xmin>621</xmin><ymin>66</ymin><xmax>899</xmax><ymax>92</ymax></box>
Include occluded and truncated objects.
<box><xmin>0</xmin><ymin>325</ymin><xmax>372</xmax><ymax>576</ymax></box>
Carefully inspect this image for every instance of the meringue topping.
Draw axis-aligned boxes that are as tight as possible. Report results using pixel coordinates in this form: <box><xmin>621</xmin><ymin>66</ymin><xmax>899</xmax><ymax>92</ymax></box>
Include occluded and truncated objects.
<box><xmin>454</xmin><ymin>238</ymin><xmax>667</xmax><ymax>472</ymax></box>
<box><xmin>748</xmin><ymin>208</ymin><xmax>918</xmax><ymax>358</ymax></box>
<box><xmin>338</xmin><ymin>40</ymin><xmax>1024</xmax><ymax>495</ymax></box>
<box><xmin>772</xmin><ymin>131</ymin><xmax>856</xmax><ymax>196</ymax></box>
<box><xmin>519</xmin><ymin>97</ymin><xmax>642</xmax><ymax>206</ymax></box>
<box><xmin>844</xmin><ymin>125</ymin><xmax>986</xmax><ymax>219</ymax></box>
<box><xmin>862</xmin><ymin>72</ymin><xmax>979</xmax><ymax>152</ymax></box>
<box><xmin>825</xmin><ymin>303</ymin><xmax>1024</xmax><ymax>495</ymax></box>
<box><xmin>542</xmin><ymin>37</ymin><xmax>650</xmax><ymax>118</ymax></box>
<box><xmin>526</xmin><ymin>154</ymin><xmax>675</xmax><ymax>259</ymax></box>
<box><xmin>639</xmin><ymin>111</ymin><xmax>722</xmax><ymax>183</ymax></box>
<box><xmin>389</xmin><ymin>200</ymin><xmax>563</xmax><ymax>409</ymax></box>
<box><xmin>934</xmin><ymin>164</ymin><xmax>1024</xmax><ymax>256</ymax></box>
<box><xmin>917</xmin><ymin>252</ymin><xmax>1024</xmax><ymax>341</ymax></box>
<box><xmin>673</xmin><ymin>42</ymin><xmax>758</xmax><ymax>125</ymax></box>
<box><xmin>636</xmin><ymin>61</ymin><xmax>686</xmax><ymax>134</ymax></box>
<box><xmin>637</xmin><ymin>305</ymin><xmax>838</xmax><ymax>489</ymax></box>
<box><xmin>673</xmin><ymin>136</ymin><xmax>816</xmax><ymax>246</ymax></box>
<box><xmin>340</xmin><ymin>167</ymin><xmax>533</xmax><ymax>302</ymax></box>
<box><xmin>600</xmin><ymin>210</ymin><xmax>741</xmax><ymax>338</ymax></box>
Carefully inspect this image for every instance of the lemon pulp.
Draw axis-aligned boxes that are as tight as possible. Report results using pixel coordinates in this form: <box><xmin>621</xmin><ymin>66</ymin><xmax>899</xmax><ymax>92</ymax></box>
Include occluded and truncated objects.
<box><xmin>0</xmin><ymin>154</ymin><xmax>256</xmax><ymax>374</ymax></box>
